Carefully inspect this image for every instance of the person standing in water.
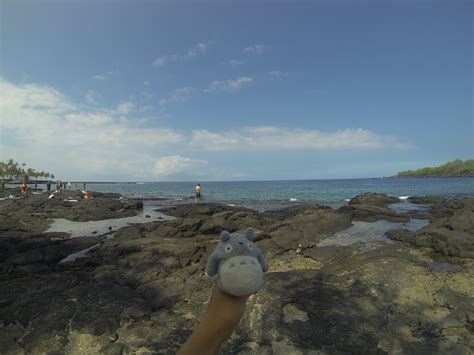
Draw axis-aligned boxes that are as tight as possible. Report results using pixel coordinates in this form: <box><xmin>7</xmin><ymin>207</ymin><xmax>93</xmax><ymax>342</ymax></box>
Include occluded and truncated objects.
<box><xmin>195</xmin><ymin>183</ymin><xmax>202</xmax><ymax>203</ymax></box>
<box><xmin>46</xmin><ymin>180</ymin><xmax>51</xmax><ymax>193</ymax></box>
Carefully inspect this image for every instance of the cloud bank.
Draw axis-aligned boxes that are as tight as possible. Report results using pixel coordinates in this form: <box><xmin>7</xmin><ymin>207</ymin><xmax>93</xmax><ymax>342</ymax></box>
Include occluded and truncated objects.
<box><xmin>190</xmin><ymin>127</ymin><xmax>412</xmax><ymax>151</ymax></box>
<box><xmin>0</xmin><ymin>78</ymin><xmax>184</xmax><ymax>180</ymax></box>
<box><xmin>0</xmin><ymin>78</ymin><xmax>412</xmax><ymax>180</ymax></box>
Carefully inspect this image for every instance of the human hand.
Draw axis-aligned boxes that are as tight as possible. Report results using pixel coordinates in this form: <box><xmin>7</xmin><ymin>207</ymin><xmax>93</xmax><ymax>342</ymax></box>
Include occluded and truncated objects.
<box><xmin>178</xmin><ymin>284</ymin><xmax>248</xmax><ymax>355</ymax></box>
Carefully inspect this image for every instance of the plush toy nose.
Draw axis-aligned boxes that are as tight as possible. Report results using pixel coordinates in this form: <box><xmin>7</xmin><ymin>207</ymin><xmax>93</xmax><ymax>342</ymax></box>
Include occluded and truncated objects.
<box><xmin>238</xmin><ymin>242</ymin><xmax>243</xmax><ymax>245</ymax></box>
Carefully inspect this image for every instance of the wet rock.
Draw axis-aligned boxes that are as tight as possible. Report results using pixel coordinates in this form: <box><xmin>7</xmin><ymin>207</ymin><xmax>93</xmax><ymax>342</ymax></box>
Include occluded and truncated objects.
<box><xmin>348</xmin><ymin>204</ymin><xmax>410</xmax><ymax>222</ymax></box>
<box><xmin>199</xmin><ymin>210</ymin><xmax>262</xmax><ymax>235</ymax></box>
<box><xmin>159</xmin><ymin>203</ymin><xmax>251</xmax><ymax>218</ymax></box>
<box><xmin>386</xmin><ymin>199</ymin><xmax>474</xmax><ymax>258</ymax></box>
<box><xmin>386</xmin><ymin>228</ymin><xmax>415</xmax><ymax>242</ymax></box>
<box><xmin>262</xmin><ymin>206</ymin><xmax>352</xmax><ymax>254</ymax></box>
<box><xmin>124</xmin><ymin>199</ymin><xmax>143</xmax><ymax>210</ymax></box>
<box><xmin>349</xmin><ymin>192</ymin><xmax>399</xmax><ymax>206</ymax></box>
<box><xmin>415</xmin><ymin>228</ymin><xmax>473</xmax><ymax>258</ymax></box>
<box><xmin>408</xmin><ymin>196</ymin><xmax>445</xmax><ymax>205</ymax></box>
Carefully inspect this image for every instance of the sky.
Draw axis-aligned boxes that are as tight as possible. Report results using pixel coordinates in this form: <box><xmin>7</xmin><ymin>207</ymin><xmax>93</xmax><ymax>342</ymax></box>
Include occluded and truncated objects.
<box><xmin>0</xmin><ymin>0</ymin><xmax>472</xmax><ymax>181</ymax></box>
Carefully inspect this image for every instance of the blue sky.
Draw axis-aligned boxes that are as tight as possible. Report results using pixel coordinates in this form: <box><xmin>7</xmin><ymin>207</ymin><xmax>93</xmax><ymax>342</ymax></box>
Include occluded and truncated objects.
<box><xmin>0</xmin><ymin>0</ymin><xmax>472</xmax><ymax>181</ymax></box>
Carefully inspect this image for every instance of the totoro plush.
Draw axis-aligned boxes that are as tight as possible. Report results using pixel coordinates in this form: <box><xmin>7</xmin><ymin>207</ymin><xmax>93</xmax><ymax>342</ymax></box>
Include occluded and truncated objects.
<box><xmin>206</xmin><ymin>228</ymin><xmax>269</xmax><ymax>296</ymax></box>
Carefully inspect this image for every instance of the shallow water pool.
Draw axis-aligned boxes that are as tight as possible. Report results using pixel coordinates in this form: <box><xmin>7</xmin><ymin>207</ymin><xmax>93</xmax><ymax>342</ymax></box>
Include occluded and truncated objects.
<box><xmin>318</xmin><ymin>219</ymin><xmax>430</xmax><ymax>247</ymax></box>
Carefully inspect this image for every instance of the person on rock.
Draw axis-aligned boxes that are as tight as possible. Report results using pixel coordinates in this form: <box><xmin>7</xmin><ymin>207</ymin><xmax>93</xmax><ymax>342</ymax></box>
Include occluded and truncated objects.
<box><xmin>21</xmin><ymin>177</ymin><xmax>28</xmax><ymax>199</ymax></box>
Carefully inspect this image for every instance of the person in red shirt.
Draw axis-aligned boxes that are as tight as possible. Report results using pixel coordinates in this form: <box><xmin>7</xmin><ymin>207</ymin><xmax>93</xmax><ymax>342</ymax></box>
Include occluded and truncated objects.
<box><xmin>21</xmin><ymin>178</ymin><xmax>28</xmax><ymax>199</ymax></box>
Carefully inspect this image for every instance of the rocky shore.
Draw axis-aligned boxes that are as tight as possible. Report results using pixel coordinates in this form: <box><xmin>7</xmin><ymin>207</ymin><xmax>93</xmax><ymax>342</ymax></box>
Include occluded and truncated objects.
<box><xmin>0</xmin><ymin>189</ymin><xmax>473</xmax><ymax>354</ymax></box>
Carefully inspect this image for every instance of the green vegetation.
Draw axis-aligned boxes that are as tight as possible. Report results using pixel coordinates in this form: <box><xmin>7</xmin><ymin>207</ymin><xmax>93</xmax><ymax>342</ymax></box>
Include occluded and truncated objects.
<box><xmin>0</xmin><ymin>159</ymin><xmax>53</xmax><ymax>182</ymax></box>
<box><xmin>397</xmin><ymin>159</ymin><xmax>474</xmax><ymax>178</ymax></box>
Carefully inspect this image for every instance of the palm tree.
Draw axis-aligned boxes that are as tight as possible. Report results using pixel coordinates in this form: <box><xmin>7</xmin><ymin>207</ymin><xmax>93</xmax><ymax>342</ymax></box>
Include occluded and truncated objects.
<box><xmin>26</xmin><ymin>168</ymin><xmax>34</xmax><ymax>182</ymax></box>
<box><xmin>0</xmin><ymin>162</ymin><xmax>5</xmax><ymax>179</ymax></box>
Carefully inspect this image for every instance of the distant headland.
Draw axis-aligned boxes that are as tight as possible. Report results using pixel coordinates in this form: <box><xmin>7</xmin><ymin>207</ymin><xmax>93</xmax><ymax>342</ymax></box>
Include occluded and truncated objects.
<box><xmin>396</xmin><ymin>159</ymin><xmax>474</xmax><ymax>178</ymax></box>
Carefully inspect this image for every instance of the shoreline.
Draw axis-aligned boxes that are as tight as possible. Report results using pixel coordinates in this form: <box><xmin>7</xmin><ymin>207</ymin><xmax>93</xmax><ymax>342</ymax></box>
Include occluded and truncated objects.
<box><xmin>4</xmin><ymin>184</ymin><xmax>474</xmax><ymax>213</ymax></box>
<box><xmin>5</xmin><ymin>176</ymin><xmax>474</xmax><ymax>212</ymax></box>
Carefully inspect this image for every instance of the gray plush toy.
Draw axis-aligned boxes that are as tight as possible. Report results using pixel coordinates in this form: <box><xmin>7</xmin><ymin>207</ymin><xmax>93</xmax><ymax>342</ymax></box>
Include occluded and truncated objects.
<box><xmin>206</xmin><ymin>228</ymin><xmax>269</xmax><ymax>296</ymax></box>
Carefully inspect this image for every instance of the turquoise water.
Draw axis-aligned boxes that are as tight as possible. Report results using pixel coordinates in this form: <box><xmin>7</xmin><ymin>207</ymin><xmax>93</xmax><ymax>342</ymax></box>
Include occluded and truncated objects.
<box><xmin>86</xmin><ymin>178</ymin><xmax>474</xmax><ymax>207</ymax></box>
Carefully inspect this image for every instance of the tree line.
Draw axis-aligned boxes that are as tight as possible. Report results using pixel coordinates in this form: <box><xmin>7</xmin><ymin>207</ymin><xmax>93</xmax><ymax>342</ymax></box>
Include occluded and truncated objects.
<box><xmin>0</xmin><ymin>159</ymin><xmax>54</xmax><ymax>181</ymax></box>
<box><xmin>397</xmin><ymin>159</ymin><xmax>474</xmax><ymax>177</ymax></box>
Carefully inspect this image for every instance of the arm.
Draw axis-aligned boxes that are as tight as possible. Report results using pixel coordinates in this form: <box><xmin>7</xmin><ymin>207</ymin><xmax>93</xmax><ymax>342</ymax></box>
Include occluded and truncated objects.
<box><xmin>178</xmin><ymin>285</ymin><xmax>248</xmax><ymax>355</ymax></box>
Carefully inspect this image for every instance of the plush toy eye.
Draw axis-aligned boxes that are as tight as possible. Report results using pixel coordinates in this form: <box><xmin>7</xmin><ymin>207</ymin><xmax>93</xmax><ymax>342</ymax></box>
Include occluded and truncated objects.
<box><xmin>248</xmin><ymin>243</ymin><xmax>253</xmax><ymax>249</ymax></box>
<box><xmin>225</xmin><ymin>245</ymin><xmax>233</xmax><ymax>253</ymax></box>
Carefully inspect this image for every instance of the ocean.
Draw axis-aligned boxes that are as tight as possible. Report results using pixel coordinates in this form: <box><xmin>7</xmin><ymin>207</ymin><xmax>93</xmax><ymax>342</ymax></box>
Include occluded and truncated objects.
<box><xmin>85</xmin><ymin>178</ymin><xmax>474</xmax><ymax>211</ymax></box>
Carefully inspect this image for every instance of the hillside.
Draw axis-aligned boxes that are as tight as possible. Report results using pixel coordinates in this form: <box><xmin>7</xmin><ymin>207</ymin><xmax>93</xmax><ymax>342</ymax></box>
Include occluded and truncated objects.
<box><xmin>397</xmin><ymin>159</ymin><xmax>474</xmax><ymax>178</ymax></box>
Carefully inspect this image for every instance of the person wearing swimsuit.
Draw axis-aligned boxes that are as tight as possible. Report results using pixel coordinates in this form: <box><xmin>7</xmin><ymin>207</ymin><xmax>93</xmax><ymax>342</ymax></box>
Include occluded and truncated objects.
<box><xmin>21</xmin><ymin>178</ymin><xmax>28</xmax><ymax>199</ymax></box>
<box><xmin>195</xmin><ymin>183</ymin><xmax>202</xmax><ymax>203</ymax></box>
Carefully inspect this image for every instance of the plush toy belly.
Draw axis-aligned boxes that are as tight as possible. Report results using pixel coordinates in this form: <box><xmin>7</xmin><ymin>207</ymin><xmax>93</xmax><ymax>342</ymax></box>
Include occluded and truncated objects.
<box><xmin>217</xmin><ymin>255</ymin><xmax>264</xmax><ymax>296</ymax></box>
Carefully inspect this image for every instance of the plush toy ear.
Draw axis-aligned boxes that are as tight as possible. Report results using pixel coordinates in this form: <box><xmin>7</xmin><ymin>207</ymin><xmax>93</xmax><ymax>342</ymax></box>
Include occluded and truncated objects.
<box><xmin>220</xmin><ymin>231</ymin><xmax>230</xmax><ymax>242</ymax></box>
<box><xmin>206</xmin><ymin>254</ymin><xmax>219</xmax><ymax>277</ymax></box>
<box><xmin>244</xmin><ymin>228</ymin><xmax>255</xmax><ymax>241</ymax></box>
<box><xmin>258</xmin><ymin>253</ymin><xmax>269</xmax><ymax>272</ymax></box>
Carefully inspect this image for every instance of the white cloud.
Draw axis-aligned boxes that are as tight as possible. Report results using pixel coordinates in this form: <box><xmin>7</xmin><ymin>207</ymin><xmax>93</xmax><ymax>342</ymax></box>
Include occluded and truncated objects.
<box><xmin>85</xmin><ymin>90</ymin><xmax>100</xmax><ymax>104</ymax></box>
<box><xmin>65</xmin><ymin>112</ymin><xmax>113</xmax><ymax>126</ymax></box>
<box><xmin>195</xmin><ymin>43</ymin><xmax>207</xmax><ymax>53</ymax></box>
<box><xmin>0</xmin><ymin>78</ymin><xmax>185</xmax><ymax>180</ymax></box>
<box><xmin>153</xmin><ymin>42</ymin><xmax>208</xmax><ymax>67</ymax></box>
<box><xmin>243</xmin><ymin>44</ymin><xmax>272</xmax><ymax>55</ymax></box>
<box><xmin>205</xmin><ymin>76</ymin><xmax>254</xmax><ymax>93</ymax></box>
<box><xmin>138</xmin><ymin>105</ymin><xmax>154</xmax><ymax>112</ymax></box>
<box><xmin>117</xmin><ymin>101</ymin><xmax>135</xmax><ymax>114</ymax></box>
<box><xmin>190</xmin><ymin>127</ymin><xmax>412</xmax><ymax>151</ymax></box>
<box><xmin>152</xmin><ymin>57</ymin><xmax>168</xmax><ymax>66</ymax></box>
<box><xmin>154</xmin><ymin>155</ymin><xmax>208</xmax><ymax>177</ymax></box>
<box><xmin>229</xmin><ymin>60</ymin><xmax>243</xmax><ymax>67</ymax></box>
<box><xmin>269</xmin><ymin>71</ymin><xmax>287</xmax><ymax>80</ymax></box>
<box><xmin>92</xmin><ymin>72</ymin><xmax>114</xmax><ymax>81</ymax></box>
<box><xmin>159</xmin><ymin>87</ymin><xmax>194</xmax><ymax>106</ymax></box>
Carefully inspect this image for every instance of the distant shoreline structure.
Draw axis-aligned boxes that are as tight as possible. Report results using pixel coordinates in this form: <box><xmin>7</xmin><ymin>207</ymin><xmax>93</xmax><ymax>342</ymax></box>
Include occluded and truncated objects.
<box><xmin>9</xmin><ymin>176</ymin><xmax>474</xmax><ymax>185</ymax></box>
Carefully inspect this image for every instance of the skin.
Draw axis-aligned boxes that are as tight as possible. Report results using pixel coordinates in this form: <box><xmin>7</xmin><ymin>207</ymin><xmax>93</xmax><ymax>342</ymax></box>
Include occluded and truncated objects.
<box><xmin>178</xmin><ymin>285</ymin><xmax>248</xmax><ymax>355</ymax></box>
